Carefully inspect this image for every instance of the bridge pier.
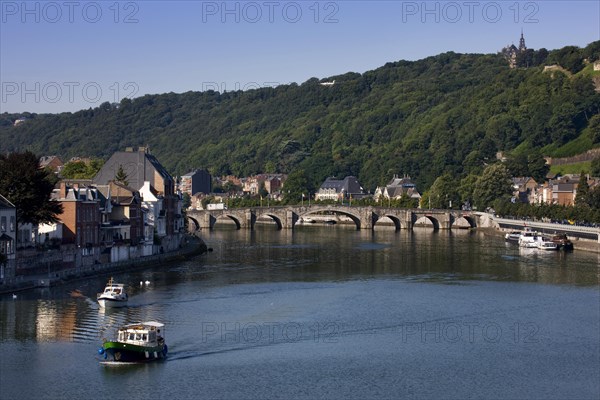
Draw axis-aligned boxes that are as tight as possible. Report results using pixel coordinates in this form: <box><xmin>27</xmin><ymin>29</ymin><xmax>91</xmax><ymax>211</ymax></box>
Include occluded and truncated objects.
<box><xmin>204</xmin><ymin>213</ymin><xmax>215</xmax><ymax>230</ymax></box>
<box><xmin>245</xmin><ymin>210</ymin><xmax>256</xmax><ymax>230</ymax></box>
<box><xmin>285</xmin><ymin>210</ymin><xmax>299</xmax><ymax>229</ymax></box>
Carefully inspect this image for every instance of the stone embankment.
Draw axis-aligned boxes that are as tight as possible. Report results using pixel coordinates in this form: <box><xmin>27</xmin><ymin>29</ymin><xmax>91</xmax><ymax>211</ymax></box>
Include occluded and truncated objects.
<box><xmin>0</xmin><ymin>235</ymin><xmax>207</xmax><ymax>294</ymax></box>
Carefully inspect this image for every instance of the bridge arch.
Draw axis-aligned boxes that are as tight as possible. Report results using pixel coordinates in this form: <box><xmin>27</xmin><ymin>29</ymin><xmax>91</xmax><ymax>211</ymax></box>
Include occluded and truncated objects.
<box><xmin>414</xmin><ymin>216</ymin><xmax>440</xmax><ymax>230</ymax></box>
<box><xmin>256</xmin><ymin>213</ymin><xmax>284</xmax><ymax>230</ymax></box>
<box><xmin>373</xmin><ymin>214</ymin><xmax>401</xmax><ymax>230</ymax></box>
<box><xmin>299</xmin><ymin>208</ymin><xmax>362</xmax><ymax>230</ymax></box>
<box><xmin>187</xmin><ymin>215</ymin><xmax>201</xmax><ymax>232</ymax></box>
<box><xmin>453</xmin><ymin>216</ymin><xmax>476</xmax><ymax>229</ymax></box>
<box><xmin>214</xmin><ymin>213</ymin><xmax>242</xmax><ymax>230</ymax></box>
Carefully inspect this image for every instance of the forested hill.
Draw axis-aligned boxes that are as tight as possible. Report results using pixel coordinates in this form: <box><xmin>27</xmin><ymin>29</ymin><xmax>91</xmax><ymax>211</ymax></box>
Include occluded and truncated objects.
<box><xmin>2</xmin><ymin>41</ymin><xmax>600</xmax><ymax>191</ymax></box>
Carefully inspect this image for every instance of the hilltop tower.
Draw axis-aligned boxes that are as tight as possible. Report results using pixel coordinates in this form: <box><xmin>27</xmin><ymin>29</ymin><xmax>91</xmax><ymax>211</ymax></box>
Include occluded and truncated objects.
<box><xmin>518</xmin><ymin>29</ymin><xmax>527</xmax><ymax>52</ymax></box>
<box><xmin>501</xmin><ymin>31</ymin><xmax>527</xmax><ymax>68</ymax></box>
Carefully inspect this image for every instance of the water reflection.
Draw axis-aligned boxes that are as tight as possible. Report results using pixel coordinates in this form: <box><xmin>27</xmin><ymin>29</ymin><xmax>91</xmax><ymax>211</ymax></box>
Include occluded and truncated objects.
<box><xmin>1</xmin><ymin>227</ymin><xmax>598</xmax><ymax>344</ymax></box>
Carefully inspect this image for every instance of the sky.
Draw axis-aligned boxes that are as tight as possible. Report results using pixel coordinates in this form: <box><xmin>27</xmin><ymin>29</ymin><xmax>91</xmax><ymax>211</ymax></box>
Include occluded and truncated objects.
<box><xmin>1</xmin><ymin>0</ymin><xmax>599</xmax><ymax>114</ymax></box>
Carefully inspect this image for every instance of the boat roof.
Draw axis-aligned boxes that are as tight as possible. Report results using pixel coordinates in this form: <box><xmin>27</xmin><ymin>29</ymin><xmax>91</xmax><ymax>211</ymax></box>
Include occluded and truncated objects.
<box><xmin>121</xmin><ymin>321</ymin><xmax>164</xmax><ymax>329</ymax></box>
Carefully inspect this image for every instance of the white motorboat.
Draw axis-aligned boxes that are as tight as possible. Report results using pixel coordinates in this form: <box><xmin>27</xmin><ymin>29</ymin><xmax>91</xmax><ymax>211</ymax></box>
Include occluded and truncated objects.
<box><xmin>537</xmin><ymin>236</ymin><xmax>559</xmax><ymax>251</ymax></box>
<box><xmin>518</xmin><ymin>230</ymin><xmax>540</xmax><ymax>248</ymax></box>
<box><xmin>97</xmin><ymin>277</ymin><xmax>128</xmax><ymax>308</ymax></box>
<box><xmin>504</xmin><ymin>231</ymin><xmax>521</xmax><ymax>242</ymax></box>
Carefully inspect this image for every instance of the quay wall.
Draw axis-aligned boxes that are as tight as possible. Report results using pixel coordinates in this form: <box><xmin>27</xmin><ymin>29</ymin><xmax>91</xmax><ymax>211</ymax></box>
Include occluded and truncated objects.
<box><xmin>0</xmin><ymin>234</ymin><xmax>207</xmax><ymax>294</ymax></box>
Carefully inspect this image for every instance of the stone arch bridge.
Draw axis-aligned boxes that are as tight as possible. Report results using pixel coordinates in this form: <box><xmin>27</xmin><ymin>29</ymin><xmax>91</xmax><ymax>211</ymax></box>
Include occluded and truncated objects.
<box><xmin>186</xmin><ymin>206</ymin><xmax>480</xmax><ymax>232</ymax></box>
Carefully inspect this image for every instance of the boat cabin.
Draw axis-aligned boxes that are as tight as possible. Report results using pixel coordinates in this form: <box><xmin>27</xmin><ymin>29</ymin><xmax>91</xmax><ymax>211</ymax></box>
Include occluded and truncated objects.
<box><xmin>104</xmin><ymin>284</ymin><xmax>124</xmax><ymax>295</ymax></box>
<box><xmin>117</xmin><ymin>322</ymin><xmax>165</xmax><ymax>346</ymax></box>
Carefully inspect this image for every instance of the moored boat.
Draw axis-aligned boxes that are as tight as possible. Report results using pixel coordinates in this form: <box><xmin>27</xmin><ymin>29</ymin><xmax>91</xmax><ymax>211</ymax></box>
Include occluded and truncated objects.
<box><xmin>97</xmin><ymin>278</ymin><xmax>128</xmax><ymax>308</ymax></box>
<box><xmin>550</xmin><ymin>233</ymin><xmax>574</xmax><ymax>251</ymax></box>
<box><xmin>518</xmin><ymin>230</ymin><xmax>540</xmax><ymax>248</ymax></box>
<box><xmin>504</xmin><ymin>231</ymin><xmax>521</xmax><ymax>242</ymax></box>
<box><xmin>537</xmin><ymin>236</ymin><xmax>559</xmax><ymax>251</ymax></box>
<box><xmin>99</xmin><ymin>321</ymin><xmax>167</xmax><ymax>363</ymax></box>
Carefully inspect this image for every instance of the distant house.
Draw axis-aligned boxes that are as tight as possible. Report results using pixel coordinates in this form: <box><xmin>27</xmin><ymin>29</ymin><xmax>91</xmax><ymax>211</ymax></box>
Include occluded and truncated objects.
<box><xmin>511</xmin><ymin>177</ymin><xmax>538</xmax><ymax>203</ymax></box>
<box><xmin>40</xmin><ymin>182</ymin><xmax>103</xmax><ymax>254</ymax></box>
<box><xmin>107</xmin><ymin>181</ymin><xmax>144</xmax><ymax>245</ymax></box>
<box><xmin>179</xmin><ymin>169</ymin><xmax>211</xmax><ymax>197</ymax></box>
<box><xmin>243</xmin><ymin>174</ymin><xmax>287</xmax><ymax>195</ymax></box>
<box><xmin>374</xmin><ymin>175</ymin><xmax>421</xmax><ymax>202</ymax></box>
<box><xmin>39</xmin><ymin>156</ymin><xmax>64</xmax><ymax>174</ymax></box>
<box><xmin>93</xmin><ymin>147</ymin><xmax>182</xmax><ymax>236</ymax></box>
<box><xmin>552</xmin><ymin>183</ymin><xmax>577</xmax><ymax>206</ymax></box>
<box><xmin>315</xmin><ymin>176</ymin><xmax>367</xmax><ymax>201</ymax></box>
<box><xmin>545</xmin><ymin>175</ymin><xmax>580</xmax><ymax>206</ymax></box>
<box><xmin>0</xmin><ymin>194</ymin><xmax>17</xmax><ymax>279</ymax></box>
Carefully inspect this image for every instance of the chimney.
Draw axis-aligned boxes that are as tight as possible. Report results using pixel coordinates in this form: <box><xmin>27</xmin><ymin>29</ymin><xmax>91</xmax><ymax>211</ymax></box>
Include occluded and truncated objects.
<box><xmin>59</xmin><ymin>181</ymin><xmax>67</xmax><ymax>199</ymax></box>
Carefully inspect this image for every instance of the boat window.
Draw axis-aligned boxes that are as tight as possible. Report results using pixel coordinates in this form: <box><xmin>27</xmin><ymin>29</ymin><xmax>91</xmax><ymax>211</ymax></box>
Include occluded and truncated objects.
<box><xmin>115</xmin><ymin>289</ymin><xmax>121</xmax><ymax>294</ymax></box>
<box><xmin>142</xmin><ymin>334</ymin><xmax>147</xmax><ymax>341</ymax></box>
<box><xmin>149</xmin><ymin>332</ymin><xmax>156</xmax><ymax>341</ymax></box>
<box><xmin>136</xmin><ymin>333</ymin><xmax>142</xmax><ymax>340</ymax></box>
<box><xmin>129</xmin><ymin>333</ymin><xmax>135</xmax><ymax>340</ymax></box>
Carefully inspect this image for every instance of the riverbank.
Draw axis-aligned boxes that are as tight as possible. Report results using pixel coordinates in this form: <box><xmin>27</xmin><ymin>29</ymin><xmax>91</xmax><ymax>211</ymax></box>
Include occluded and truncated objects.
<box><xmin>0</xmin><ymin>235</ymin><xmax>207</xmax><ymax>294</ymax></box>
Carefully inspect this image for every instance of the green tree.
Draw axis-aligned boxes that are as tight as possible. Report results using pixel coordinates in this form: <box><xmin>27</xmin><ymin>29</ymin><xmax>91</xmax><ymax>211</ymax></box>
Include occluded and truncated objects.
<box><xmin>258</xmin><ymin>182</ymin><xmax>269</xmax><ymax>199</ymax></box>
<box><xmin>426</xmin><ymin>174</ymin><xmax>460</xmax><ymax>209</ymax></box>
<box><xmin>506</xmin><ymin>153</ymin><xmax>529</xmax><ymax>177</ymax></box>
<box><xmin>0</xmin><ymin>151</ymin><xmax>63</xmax><ymax>224</ymax></box>
<box><xmin>527</xmin><ymin>151</ymin><xmax>549</xmax><ymax>183</ymax></box>
<box><xmin>182</xmin><ymin>192</ymin><xmax>191</xmax><ymax>209</ymax></box>
<box><xmin>458</xmin><ymin>173</ymin><xmax>479</xmax><ymax>208</ymax></box>
<box><xmin>472</xmin><ymin>163</ymin><xmax>513</xmax><ymax>209</ymax></box>
<box><xmin>264</xmin><ymin>161</ymin><xmax>276</xmax><ymax>174</ymax></box>
<box><xmin>282</xmin><ymin>169</ymin><xmax>309</xmax><ymax>204</ymax></box>
<box><xmin>575</xmin><ymin>172</ymin><xmax>590</xmax><ymax>207</ymax></box>
<box><xmin>114</xmin><ymin>165</ymin><xmax>129</xmax><ymax>186</ymax></box>
<box><xmin>61</xmin><ymin>161</ymin><xmax>89</xmax><ymax>179</ymax></box>
<box><xmin>591</xmin><ymin>157</ymin><xmax>600</xmax><ymax>177</ymax></box>
<box><xmin>588</xmin><ymin>115</ymin><xmax>600</xmax><ymax>144</ymax></box>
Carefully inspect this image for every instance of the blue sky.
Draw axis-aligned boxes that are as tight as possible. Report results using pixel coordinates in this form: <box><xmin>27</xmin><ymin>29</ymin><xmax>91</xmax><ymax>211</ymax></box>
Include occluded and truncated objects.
<box><xmin>1</xmin><ymin>0</ymin><xmax>599</xmax><ymax>113</ymax></box>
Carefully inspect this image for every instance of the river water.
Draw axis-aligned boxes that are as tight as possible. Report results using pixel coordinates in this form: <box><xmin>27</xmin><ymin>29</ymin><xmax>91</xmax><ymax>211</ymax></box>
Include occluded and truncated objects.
<box><xmin>1</xmin><ymin>226</ymin><xmax>599</xmax><ymax>399</ymax></box>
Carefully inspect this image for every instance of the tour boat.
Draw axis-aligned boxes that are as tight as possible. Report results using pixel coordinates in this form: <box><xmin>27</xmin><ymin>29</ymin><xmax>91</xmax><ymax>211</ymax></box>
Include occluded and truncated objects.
<box><xmin>99</xmin><ymin>321</ymin><xmax>168</xmax><ymax>363</ymax></box>
<box><xmin>97</xmin><ymin>278</ymin><xmax>128</xmax><ymax>308</ymax></box>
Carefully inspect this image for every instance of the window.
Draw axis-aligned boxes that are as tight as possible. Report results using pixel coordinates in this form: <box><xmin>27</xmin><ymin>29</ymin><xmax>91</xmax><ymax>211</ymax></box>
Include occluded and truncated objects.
<box><xmin>10</xmin><ymin>216</ymin><xmax>14</xmax><ymax>232</ymax></box>
<box><xmin>0</xmin><ymin>216</ymin><xmax>5</xmax><ymax>232</ymax></box>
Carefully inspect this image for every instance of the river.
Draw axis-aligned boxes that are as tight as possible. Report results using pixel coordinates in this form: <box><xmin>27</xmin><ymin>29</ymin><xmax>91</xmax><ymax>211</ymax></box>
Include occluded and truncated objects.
<box><xmin>1</xmin><ymin>226</ymin><xmax>599</xmax><ymax>399</ymax></box>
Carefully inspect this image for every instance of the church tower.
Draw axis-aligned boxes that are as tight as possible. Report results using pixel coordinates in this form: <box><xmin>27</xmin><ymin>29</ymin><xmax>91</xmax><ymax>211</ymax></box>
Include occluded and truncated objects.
<box><xmin>518</xmin><ymin>29</ymin><xmax>527</xmax><ymax>52</ymax></box>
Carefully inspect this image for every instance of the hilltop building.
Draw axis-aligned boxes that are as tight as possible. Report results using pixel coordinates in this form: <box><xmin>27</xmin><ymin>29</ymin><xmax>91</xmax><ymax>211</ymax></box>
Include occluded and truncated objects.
<box><xmin>501</xmin><ymin>31</ymin><xmax>527</xmax><ymax>68</ymax></box>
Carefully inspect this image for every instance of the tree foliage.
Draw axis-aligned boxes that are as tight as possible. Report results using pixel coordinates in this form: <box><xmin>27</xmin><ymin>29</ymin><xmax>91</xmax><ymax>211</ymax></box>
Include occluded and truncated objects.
<box><xmin>472</xmin><ymin>163</ymin><xmax>513</xmax><ymax>209</ymax></box>
<box><xmin>0</xmin><ymin>151</ymin><xmax>63</xmax><ymax>224</ymax></box>
<box><xmin>1</xmin><ymin>41</ymin><xmax>599</xmax><ymax>194</ymax></box>
<box><xmin>114</xmin><ymin>165</ymin><xmax>129</xmax><ymax>186</ymax></box>
<box><xmin>60</xmin><ymin>158</ymin><xmax>104</xmax><ymax>179</ymax></box>
<box><xmin>282</xmin><ymin>169</ymin><xmax>310</xmax><ymax>204</ymax></box>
